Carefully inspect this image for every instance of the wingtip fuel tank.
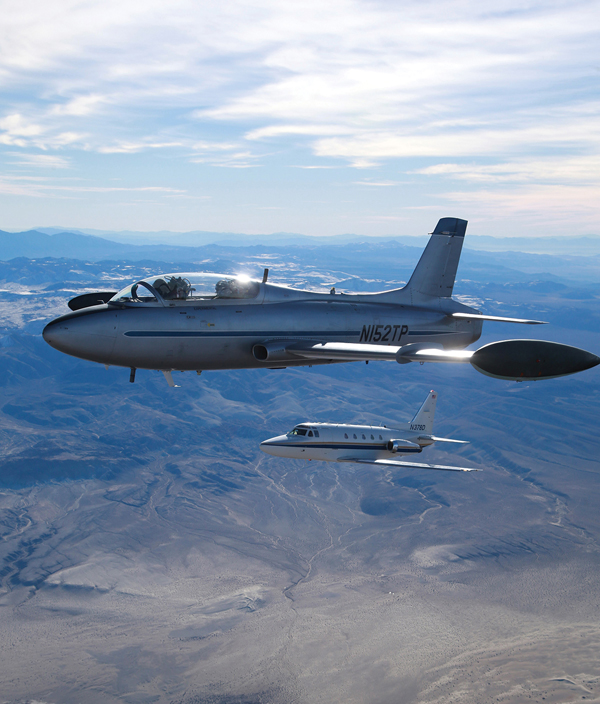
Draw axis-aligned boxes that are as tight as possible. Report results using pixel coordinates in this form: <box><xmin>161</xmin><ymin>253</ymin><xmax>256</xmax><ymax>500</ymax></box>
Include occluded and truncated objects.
<box><xmin>470</xmin><ymin>340</ymin><xmax>600</xmax><ymax>381</ymax></box>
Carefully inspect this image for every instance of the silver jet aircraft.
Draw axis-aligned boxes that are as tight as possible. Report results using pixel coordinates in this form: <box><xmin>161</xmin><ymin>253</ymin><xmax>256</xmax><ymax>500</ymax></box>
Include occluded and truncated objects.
<box><xmin>260</xmin><ymin>390</ymin><xmax>478</xmax><ymax>472</ymax></box>
<box><xmin>42</xmin><ymin>217</ymin><xmax>600</xmax><ymax>384</ymax></box>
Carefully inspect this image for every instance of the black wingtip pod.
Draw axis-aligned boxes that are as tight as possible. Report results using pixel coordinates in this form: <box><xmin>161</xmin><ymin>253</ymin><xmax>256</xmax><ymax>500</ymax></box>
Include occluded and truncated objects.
<box><xmin>471</xmin><ymin>339</ymin><xmax>600</xmax><ymax>381</ymax></box>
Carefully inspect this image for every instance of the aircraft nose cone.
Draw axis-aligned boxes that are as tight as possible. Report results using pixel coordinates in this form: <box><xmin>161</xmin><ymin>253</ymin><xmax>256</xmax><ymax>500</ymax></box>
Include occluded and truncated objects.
<box><xmin>42</xmin><ymin>310</ymin><xmax>117</xmax><ymax>363</ymax></box>
<box><xmin>260</xmin><ymin>435</ymin><xmax>288</xmax><ymax>456</ymax></box>
<box><xmin>42</xmin><ymin>319</ymin><xmax>59</xmax><ymax>348</ymax></box>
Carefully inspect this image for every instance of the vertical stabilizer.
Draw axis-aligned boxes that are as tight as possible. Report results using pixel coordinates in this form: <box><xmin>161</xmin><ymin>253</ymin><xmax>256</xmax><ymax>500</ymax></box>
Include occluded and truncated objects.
<box><xmin>405</xmin><ymin>217</ymin><xmax>467</xmax><ymax>300</ymax></box>
<box><xmin>410</xmin><ymin>390</ymin><xmax>437</xmax><ymax>433</ymax></box>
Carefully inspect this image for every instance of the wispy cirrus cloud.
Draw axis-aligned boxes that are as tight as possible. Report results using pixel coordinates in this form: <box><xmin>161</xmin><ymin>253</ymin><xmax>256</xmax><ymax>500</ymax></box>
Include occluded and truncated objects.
<box><xmin>98</xmin><ymin>141</ymin><xmax>184</xmax><ymax>154</ymax></box>
<box><xmin>442</xmin><ymin>184</ymin><xmax>600</xmax><ymax>229</ymax></box>
<box><xmin>0</xmin><ymin>0</ymin><xmax>599</xmax><ymax>233</ymax></box>
<box><xmin>415</xmin><ymin>156</ymin><xmax>600</xmax><ymax>185</ymax></box>
<box><xmin>0</xmin><ymin>175</ymin><xmax>185</xmax><ymax>198</ymax></box>
<box><xmin>353</xmin><ymin>180</ymin><xmax>403</xmax><ymax>187</ymax></box>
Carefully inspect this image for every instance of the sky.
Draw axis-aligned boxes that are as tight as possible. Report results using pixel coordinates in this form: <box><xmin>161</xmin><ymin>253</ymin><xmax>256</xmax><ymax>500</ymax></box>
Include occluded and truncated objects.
<box><xmin>0</xmin><ymin>0</ymin><xmax>599</xmax><ymax>239</ymax></box>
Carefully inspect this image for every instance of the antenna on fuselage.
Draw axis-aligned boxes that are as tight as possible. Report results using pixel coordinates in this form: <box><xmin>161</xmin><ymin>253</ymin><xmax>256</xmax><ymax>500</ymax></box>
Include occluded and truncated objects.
<box><xmin>262</xmin><ymin>268</ymin><xmax>269</xmax><ymax>283</ymax></box>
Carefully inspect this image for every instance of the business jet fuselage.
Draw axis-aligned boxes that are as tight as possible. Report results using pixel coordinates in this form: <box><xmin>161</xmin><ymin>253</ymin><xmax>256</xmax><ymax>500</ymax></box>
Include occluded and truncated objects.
<box><xmin>261</xmin><ymin>390</ymin><xmax>478</xmax><ymax>472</ymax></box>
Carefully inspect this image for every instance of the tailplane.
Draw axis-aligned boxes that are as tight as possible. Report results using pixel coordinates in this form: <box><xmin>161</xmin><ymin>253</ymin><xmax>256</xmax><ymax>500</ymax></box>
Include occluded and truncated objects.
<box><xmin>410</xmin><ymin>390</ymin><xmax>437</xmax><ymax>434</ymax></box>
<box><xmin>405</xmin><ymin>217</ymin><xmax>467</xmax><ymax>301</ymax></box>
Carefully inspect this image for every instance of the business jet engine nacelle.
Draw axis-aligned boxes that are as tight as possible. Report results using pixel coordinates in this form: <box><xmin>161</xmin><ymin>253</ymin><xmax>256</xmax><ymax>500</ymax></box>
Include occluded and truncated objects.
<box><xmin>387</xmin><ymin>439</ymin><xmax>422</xmax><ymax>453</ymax></box>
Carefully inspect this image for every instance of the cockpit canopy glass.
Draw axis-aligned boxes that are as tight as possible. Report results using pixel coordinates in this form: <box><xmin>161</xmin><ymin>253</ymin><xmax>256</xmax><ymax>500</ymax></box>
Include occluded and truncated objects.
<box><xmin>110</xmin><ymin>273</ymin><xmax>260</xmax><ymax>304</ymax></box>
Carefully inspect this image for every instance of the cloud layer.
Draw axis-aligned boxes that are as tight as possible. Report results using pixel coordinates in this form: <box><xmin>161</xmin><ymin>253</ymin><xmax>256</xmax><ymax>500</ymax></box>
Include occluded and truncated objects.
<box><xmin>0</xmin><ymin>0</ymin><xmax>599</xmax><ymax>234</ymax></box>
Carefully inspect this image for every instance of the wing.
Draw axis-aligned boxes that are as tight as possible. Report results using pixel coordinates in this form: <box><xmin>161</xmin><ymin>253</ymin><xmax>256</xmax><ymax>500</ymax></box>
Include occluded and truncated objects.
<box><xmin>338</xmin><ymin>458</ymin><xmax>480</xmax><ymax>472</ymax></box>
<box><xmin>285</xmin><ymin>341</ymin><xmax>473</xmax><ymax>364</ymax></box>
<box><xmin>451</xmin><ymin>312</ymin><xmax>547</xmax><ymax>325</ymax></box>
<box><xmin>276</xmin><ymin>339</ymin><xmax>599</xmax><ymax>381</ymax></box>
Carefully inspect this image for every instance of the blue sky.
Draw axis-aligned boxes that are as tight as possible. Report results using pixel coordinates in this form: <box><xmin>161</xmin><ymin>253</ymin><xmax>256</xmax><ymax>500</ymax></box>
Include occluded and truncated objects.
<box><xmin>0</xmin><ymin>0</ymin><xmax>599</xmax><ymax>238</ymax></box>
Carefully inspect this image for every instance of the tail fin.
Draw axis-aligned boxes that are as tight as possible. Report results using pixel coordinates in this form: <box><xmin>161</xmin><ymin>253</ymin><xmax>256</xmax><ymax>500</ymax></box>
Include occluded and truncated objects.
<box><xmin>410</xmin><ymin>390</ymin><xmax>437</xmax><ymax>434</ymax></box>
<box><xmin>405</xmin><ymin>217</ymin><xmax>467</xmax><ymax>300</ymax></box>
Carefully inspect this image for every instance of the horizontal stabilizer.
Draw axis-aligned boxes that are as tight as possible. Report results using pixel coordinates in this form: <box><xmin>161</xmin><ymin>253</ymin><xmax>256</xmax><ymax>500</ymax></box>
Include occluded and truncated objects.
<box><xmin>452</xmin><ymin>312</ymin><xmax>546</xmax><ymax>325</ymax></box>
<box><xmin>427</xmin><ymin>436</ymin><xmax>469</xmax><ymax>444</ymax></box>
<box><xmin>339</xmin><ymin>458</ymin><xmax>479</xmax><ymax>472</ymax></box>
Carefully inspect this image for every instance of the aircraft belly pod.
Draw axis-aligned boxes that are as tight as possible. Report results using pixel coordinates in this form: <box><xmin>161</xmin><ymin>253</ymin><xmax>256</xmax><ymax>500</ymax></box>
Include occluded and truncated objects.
<box><xmin>42</xmin><ymin>218</ymin><xmax>600</xmax><ymax>383</ymax></box>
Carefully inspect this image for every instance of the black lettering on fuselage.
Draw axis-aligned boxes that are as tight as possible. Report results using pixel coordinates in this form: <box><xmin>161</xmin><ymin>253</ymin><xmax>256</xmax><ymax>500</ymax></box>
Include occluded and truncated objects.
<box><xmin>360</xmin><ymin>323</ymin><xmax>409</xmax><ymax>343</ymax></box>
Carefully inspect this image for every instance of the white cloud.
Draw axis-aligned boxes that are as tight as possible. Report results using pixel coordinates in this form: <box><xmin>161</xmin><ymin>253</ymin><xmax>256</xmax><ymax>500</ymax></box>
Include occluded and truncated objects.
<box><xmin>353</xmin><ymin>180</ymin><xmax>402</xmax><ymax>187</ymax></box>
<box><xmin>0</xmin><ymin>0</ymin><xmax>599</xmax><ymax>232</ymax></box>
<box><xmin>192</xmin><ymin>140</ymin><xmax>239</xmax><ymax>151</ymax></box>
<box><xmin>2</xmin><ymin>0</ymin><xmax>598</xmax><ymax>161</ymax></box>
<box><xmin>290</xmin><ymin>165</ymin><xmax>339</xmax><ymax>169</ymax></box>
<box><xmin>441</xmin><ymin>184</ymin><xmax>600</xmax><ymax>228</ymax></box>
<box><xmin>51</xmin><ymin>94</ymin><xmax>106</xmax><ymax>116</ymax></box>
<box><xmin>245</xmin><ymin>124</ymin><xmax>354</xmax><ymax>140</ymax></box>
<box><xmin>0</xmin><ymin>113</ymin><xmax>43</xmax><ymax>137</ymax></box>
<box><xmin>414</xmin><ymin>155</ymin><xmax>600</xmax><ymax>184</ymax></box>
<box><xmin>0</xmin><ymin>176</ymin><xmax>185</xmax><ymax>198</ymax></box>
<box><xmin>0</xmin><ymin>114</ymin><xmax>45</xmax><ymax>145</ymax></box>
<box><xmin>98</xmin><ymin>141</ymin><xmax>183</xmax><ymax>154</ymax></box>
<box><xmin>8</xmin><ymin>152</ymin><xmax>71</xmax><ymax>168</ymax></box>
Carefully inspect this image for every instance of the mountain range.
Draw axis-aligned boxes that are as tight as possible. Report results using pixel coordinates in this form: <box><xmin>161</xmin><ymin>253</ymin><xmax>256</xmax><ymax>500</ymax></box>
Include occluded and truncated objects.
<box><xmin>0</xmin><ymin>236</ymin><xmax>599</xmax><ymax>703</ymax></box>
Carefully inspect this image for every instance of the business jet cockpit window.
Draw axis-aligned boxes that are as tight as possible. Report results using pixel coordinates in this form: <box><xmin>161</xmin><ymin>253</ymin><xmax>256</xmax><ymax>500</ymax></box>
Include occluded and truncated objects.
<box><xmin>289</xmin><ymin>426</ymin><xmax>309</xmax><ymax>436</ymax></box>
<box><xmin>110</xmin><ymin>273</ymin><xmax>260</xmax><ymax>304</ymax></box>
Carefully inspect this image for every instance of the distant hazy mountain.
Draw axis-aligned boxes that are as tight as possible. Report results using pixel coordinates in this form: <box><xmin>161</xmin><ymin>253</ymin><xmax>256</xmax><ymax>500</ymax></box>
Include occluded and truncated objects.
<box><xmin>29</xmin><ymin>225</ymin><xmax>600</xmax><ymax>256</ymax></box>
<box><xmin>1</xmin><ymin>228</ymin><xmax>416</xmax><ymax>262</ymax></box>
<box><xmin>2</xmin><ymin>228</ymin><xmax>600</xmax><ymax>285</ymax></box>
<box><xmin>0</xmin><ymin>229</ymin><xmax>133</xmax><ymax>260</ymax></box>
<box><xmin>32</xmin><ymin>226</ymin><xmax>410</xmax><ymax>248</ymax></box>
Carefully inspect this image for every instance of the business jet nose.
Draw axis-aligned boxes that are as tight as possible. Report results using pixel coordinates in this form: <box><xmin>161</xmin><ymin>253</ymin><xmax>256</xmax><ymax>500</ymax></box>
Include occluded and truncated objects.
<box><xmin>260</xmin><ymin>435</ymin><xmax>288</xmax><ymax>457</ymax></box>
<box><xmin>43</xmin><ymin>309</ymin><xmax>117</xmax><ymax>364</ymax></box>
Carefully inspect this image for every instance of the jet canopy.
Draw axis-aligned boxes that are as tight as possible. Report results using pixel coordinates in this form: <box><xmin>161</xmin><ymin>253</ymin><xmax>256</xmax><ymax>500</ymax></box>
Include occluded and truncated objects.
<box><xmin>110</xmin><ymin>273</ymin><xmax>260</xmax><ymax>304</ymax></box>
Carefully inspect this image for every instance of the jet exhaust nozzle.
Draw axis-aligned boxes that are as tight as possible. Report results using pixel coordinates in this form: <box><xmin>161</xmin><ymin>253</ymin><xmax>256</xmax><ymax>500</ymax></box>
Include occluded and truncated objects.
<box><xmin>252</xmin><ymin>341</ymin><xmax>295</xmax><ymax>362</ymax></box>
<box><xmin>470</xmin><ymin>339</ymin><xmax>600</xmax><ymax>381</ymax></box>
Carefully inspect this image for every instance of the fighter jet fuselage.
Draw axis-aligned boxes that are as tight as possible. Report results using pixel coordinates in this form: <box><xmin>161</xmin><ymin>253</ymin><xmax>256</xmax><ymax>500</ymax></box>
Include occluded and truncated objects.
<box><xmin>42</xmin><ymin>218</ymin><xmax>600</xmax><ymax>383</ymax></box>
<box><xmin>43</xmin><ymin>287</ymin><xmax>481</xmax><ymax>372</ymax></box>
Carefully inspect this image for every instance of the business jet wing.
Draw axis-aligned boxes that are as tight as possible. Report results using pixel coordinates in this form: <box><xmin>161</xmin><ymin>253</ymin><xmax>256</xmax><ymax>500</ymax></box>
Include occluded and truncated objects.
<box><xmin>338</xmin><ymin>458</ymin><xmax>480</xmax><ymax>472</ymax></box>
